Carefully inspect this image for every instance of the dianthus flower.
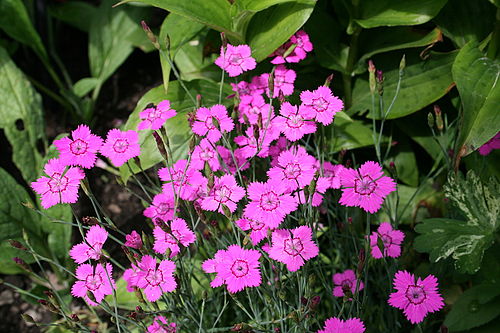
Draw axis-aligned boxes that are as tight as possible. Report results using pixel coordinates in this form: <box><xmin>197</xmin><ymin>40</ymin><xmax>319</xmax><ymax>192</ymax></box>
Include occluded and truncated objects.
<box><xmin>274</xmin><ymin>102</ymin><xmax>316</xmax><ymax>141</ymax></box>
<box><xmin>269</xmin><ymin>136</ymin><xmax>288</xmax><ymax>167</ymax></box>
<box><xmin>100</xmin><ymin>129</ymin><xmax>140</xmax><ymax>167</ymax></box>
<box><xmin>234</xmin><ymin>125</ymin><xmax>279</xmax><ymax>159</ymax></box>
<box><xmin>204</xmin><ymin>245</ymin><xmax>262</xmax><ymax>293</ymax></box>
<box><xmin>70</xmin><ymin>225</ymin><xmax>108</xmax><ymax>264</ymax></box>
<box><xmin>158</xmin><ymin>159</ymin><xmax>206</xmax><ymax>201</ymax></box>
<box><xmin>231</xmin><ymin>81</ymin><xmax>253</xmax><ymax>98</ymax></box>
<box><xmin>53</xmin><ymin>125</ymin><xmax>103</xmax><ymax>169</ymax></box>
<box><xmin>144</xmin><ymin>189</ymin><xmax>176</xmax><ymax>224</ymax></box>
<box><xmin>71</xmin><ymin>263</ymin><xmax>115</xmax><ymax>306</ymax></box>
<box><xmin>217</xmin><ymin>146</ymin><xmax>249</xmax><ymax>173</ymax></box>
<box><xmin>321</xmin><ymin>162</ymin><xmax>344</xmax><ymax>189</ymax></box>
<box><xmin>244</xmin><ymin>179</ymin><xmax>298</xmax><ymax>229</ymax></box>
<box><xmin>268</xmin><ymin>226</ymin><xmax>319</xmax><ymax>271</ymax></box>
<box><xmin>300</xmin><ymin>86</ymin><xmax>343</xmax><ymax>125</ymax></box>
<box><xmin>136</xmin><ymin>255</ymin><xmax>177</xmax><ymax>302</ymax></box>
<box><xmin>201</xmin><ymin>175</ymin><xmax>245</xmax><ymax>214</ymax></box>
<box><xmin>235</xmin><ymin>218</ymin><xmax>271</xmax><ymax>245</ymax></box>
<box><xmin>388</xmin><ymin>270</ymin><xmax>444</xmax><ymax>324</ymax></box>
<box><xmin>369</xmin><ymin>222</ymin><xmax>404</xmax><ymax>259</ymax></box>
<box><xmin>238</xmin><ymin>94</ymin><xmax>271</xmax><ymax>125</ymax></box>
<box><xmin>251</xmin><ymin>73</ymin><xmax>269</xmax><ymax>95</ymax></box>
<box><xmin>333</xmin><ymin>269</ymin><xmax>364</xmax><ymax>298</ymax></box>
<box><xmin>138</xmin><ymin>100</ymin><xmax>177</xmax><ymax>130</ymax></box>
<box><xmin>202</xmin><ymin>249</ymin><xmax>227</xmax><ymax>288</ymax></box>
<box><xmin>147</xmin><ymin>316</ymin><xmax>177</xmax><ymax>333</ymax></box>
<box><xmin>191</xmin><ymin>104</ymin><xmax>234</xmax><ymax>143</ymax></box>
<box><xmin>271</xmin><ymin>65</ymin><xmax>296</xmax><ymax>97</ymax></box>
<box><xmin>271</xmin><ymin>30</ymin><xmax>313</xmax><ymax>64</ymax></box>
<box><xmin>31</xmin><ymin>158</ymin><xmax>85</xmax><ymax>209</ymax></box>
<box><xmin>478</xmin><ymin>131</ymin><xmax>500</xmax><ymax>155</ymax></box>
<box><xmin>317</xmin><ymin>317</ymin><xmax>366</xmax><ymax>333</ymax></box>
<box><xmin>215</xmin><ymin>43</ymin><xmax>256</xmax><ymax>77</ymax></box>
<box><xmin>124</xmin><ymin>230</ymin><xmax>142</xmax><ymax>249</ymax></box>
<box><xmin>153</xmin><ymin>218</ymin><xmax>196</xmax><ymax>257</ymax></box>
<box><xmin>123</xmin><ymin>266</ymin><xmax>139</xmax><ymax>292</ymax></box>
<box><xmin>190</xmin><ymin>138</ymin><xmax>220</xmax><ymax>171</ymax></box>
<box><xmin>339</xmin><ymin>161</ymin><xmax>396</xmax><ymax>213</ymax></box>
<box><xmin>267</xmin><ymin>146</ymin><xmax>316</xmax><ymax>191</ymax></box>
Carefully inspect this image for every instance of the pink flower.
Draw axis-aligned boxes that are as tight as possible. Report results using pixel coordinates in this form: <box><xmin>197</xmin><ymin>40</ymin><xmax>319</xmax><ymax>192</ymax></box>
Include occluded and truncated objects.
<box><xmin>153</xmin><ymin>218</ymin><xmax>196</xmax><ymax>257</ymax></box>
<box><xmin>333</xmin><ymin>269</ymin><xmax>364</xmax><ymax>298</ymax></box>
<box><xmin>244</xmin><ymin>179</ymin><xmax>298</xmax><ymax>229</ymax></box>
<box><xmin>100</xmin><ymin>129</ymin><xmax>140</xmax><ymax>167</ymax></box>
<box><xmin>136</xmin><ymin>255</ymin><xmax>177</xmax><ymax>302</ymax></box>
<box><xmin>388</xmin><ymin>270</ymin><xmax>444</xmax><ymax>324</ymax></box>
<box><xmin>295</xmin><ymin>176</ymin><xmax>330</xmax><ymax>207</ymax></box>
<box><xmin>369</xmin><ymin>222</ymin><xmax>405</xmax><ymax>259</ymax></box>
<box><xmin>147</xmin><ymin>316</ymin><xmax>177</xmax><ymax>333</ymax></box>
<box><xmin>215</xmin><ymin>44</ymin><xmax>256</xmax><ymax>77</ymax></box>
<box><xmin>159</xmin><ymin>160</ymin><xmax>207</xmax><ymax>201</ymax></box>
<box><xmin>138</xmin><ymin>100</ymin><xmax>177</xmax><ymax>130</ymax></box>
<box><xmin>235</xmin><ymin>218</ymin><xmax>271</xmax><ymax>245</ymax></box>
<box><xmin>191</xmin><ymin>105</ymin><xmax>234</xmax><ymax>143</ymax></box>
<box><xmin>53</xmin><ymin>125</ymin><xmax>103</xmax><ymax>169</ymax></box>
<box><xmin>267</xmin><ymin>146</ymin><xmax>316</xmax><ymax>191</ymax></box>
<box><xmin>274</xmin><ymin>102</ymin><xmax>316</xmax><ymax>141</ymax></box>
<box><xmin>269</xmin><ymin>136</ymin><xmax>288</xmax><ymax>167</ymax></box>
<box><xmin>123</xmin><ymin>266</ymin><xmax>140</xmax><ymax>292</ymax></box>
<box><xmin>70</xmin><ymin>225</ymin><xmax>108</xmax><ymax>264</ymax></box>
<box><xmin>271</xmin><ymin>30</ymin><xmax>313</xmax><ymax>64</ymax></box>
<box><xmin>339</xmin><ymin>161</ymin><xmax>396</xmax><ymax>213</ymax></box>
<box><xmin>268</xmin><ymin>226</ymin><xmax>319</xmax><ymax>272</ymax></box>
<box><xmin>317</xmin><ymin>317</ymin><xmax>366</xmax><ymax>333</ymax></box>
<box><xmin>231</xmin><ymin>81</ymin><xmax>252</xmax><ymax>98</ymax></box>
<box><xmin>238</xmin><ymin>94</ymin><xmax>271</xmax><ymax>125</ymax></box>
<box><xmin>271</xmin><ymin>65</ymin><xmax>296</xmax><ymax>97</ymax></box>
<box><xmin>71</xmin><ymin>263</ymin><xmax>115</xmax><ymax>306</ymax></box>
<box><xmin>204</xmin><ymin>245</ymin><xmax>262</xmax><ymax>293</ymax></box>
<box><xmin>478</xmin><ymin>131</ymin><xmax>500</xmax><ymax>155</ymax></box>
<box><xmin>217</xmin><ymin>146</ymin><xmax>249</xmax><ymax>173</ymax></box>
<box><xmin>251</xmin><ymin>74</ymin><xmax>269</xmax><ymax>95</ymax></box>
<box><xmin>124</xmin><ymin>230</ymin><xmax>142</xmax><ymax>249</ymax></box>
<box><xmin>144</xmin><ymin>190</ymin><xmax>176</xmax><ymax>224</ymax></box>
<box><xmin>321</xmin><ymin>162</ymin><xmax>344</xmax><ymax>189</ymax></box>
<box><xmin>31</xmin><ymin>158</ymin><xmax>85</xmax><ymax>209</ymax></box>
<box><xmin>190</xmin><ymin>138</ymin><xmax>220</xmax><ymax>171</ymax></box>
<box><xmin>234</xmin><ymin>125</ymin><xmax>279</xmax><ymax>159</ymax></box>
<box><xmin>300</xmin><ymin>86</ymin><xmax>343</xmax><ymax>125</ymax></box>
<box><xmin>201</xmin><ymin>175</ymin><xmax>245</xmax><ymax>214</ymax></box>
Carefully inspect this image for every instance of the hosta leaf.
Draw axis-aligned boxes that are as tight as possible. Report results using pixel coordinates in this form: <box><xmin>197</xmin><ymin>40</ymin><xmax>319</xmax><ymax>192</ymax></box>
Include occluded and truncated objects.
<box><xmin>119</xmin><ymin>80</ymin><xmax>232</xmax><ymax>183</ymax></box>
<box><xmin>355</xmin><ymin>0</ymin><xmax>448</xmax><ymax>28</ymax></box>
<box><xmin>48</xmin><ymin>1</ymin><xmax>97</xmax><ymax>32</ymax></box>
<box><xmin>452</xmin><ymin>42</ymin><xmax>500</xmax><ymax>157</ymax></box>
<box><xmin>0</xmin><ymin>46</ymin><xmax>44</xmax><ymax>183</ymax></box>
<box><xmin>326</xmin><ymin>112</ymin><xmax>379</xmax><ymax>152</ymax></box>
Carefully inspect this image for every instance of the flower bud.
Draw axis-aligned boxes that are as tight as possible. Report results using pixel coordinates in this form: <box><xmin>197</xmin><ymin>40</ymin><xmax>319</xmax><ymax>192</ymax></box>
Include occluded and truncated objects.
<box><xmin>153</xmin><ymin>131</ymin><xmax>168</xmax><ymax>161</ymax></box>
<box><xmin>324</xmin><ymin>74</ymin><xmax>334</xmax><ymax>87</ymax></box>
<box><xmin>368</xmin><ymin>60</ymin><xmax>376</xmax><ymax>95</ymax></box>
<box><xmin>9</xmin><ymin>240</ymin><xmax>27</xmax><ymax>251</ymax></box>
<box><xmin>82</xmin><ymin>216</ymin><xmax>99</xmax><ymax>226</ymax></box>
<box><xmin>13</xmin><ymin>257</ymin><xmax>31</xmax><ymax>272</ymax></box>
<box><xmin>21</xmin><ymin>314</ymin><xmax>37</xmax><ymax>325</ymax></box>
<box><xmin>141</xmin><ymin>21</ymin><xmax>160</xmax><ymax>50</ymax></box>
<box><xmin>434</xmin><ymin>105</ymin><xmax>444</xmax><ymax>132</ymax></box>
<box><xmin>71</xmin><ymin>314</ymin><xmax>80</xmax><ymax>322</ymax></box>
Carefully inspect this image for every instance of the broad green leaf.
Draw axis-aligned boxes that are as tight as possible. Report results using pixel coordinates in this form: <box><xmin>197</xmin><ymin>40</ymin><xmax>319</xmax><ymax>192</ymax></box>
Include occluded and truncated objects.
<box><xmin>0</xmin><ymin>46</ymin><xmax>44</xmax><ymax>183</ymax></box>
<box><xmin>414</xmin><ymin>171</ymin><xmax>500</xmax><ymax>273</ymax></box>
<box><xmin>396</xmin><ymin>112</ymin><xmax>443</xmax><ymax>160</ymax></box>
<box><xmin>350</xmin><ymin>51</ymin><xmax>457</xmax><ymax>119</ymax></box>
<box><xmin>434</xmin><ymin>0</ymin><xmax>496</xmax><ymax>48</ymax></box>
<box><xmin>385</xmin><ymin>137</ymin><xmax>418</xmax><ymax>186</ymax></box>
<box><xmin>73</xmin><ymin>78</ymin><xmax>100</xmax><ymax>97</ymax></box>
<box><xmin>246</xmin><ymin>0</ymin><xmax>316</xmax><ymax>61</ymax></box>
<box><xmin>119</xmin><ymin>80</ymin><xmax>232</xmax><ymax>182</ymax></box>
<box><xmin>452</xmin><ymin>42</ymin><xmax>500</xmax><ymax>157</ymax></box>
<box><xmin>116</xmin><ymin>0</ymin><xmax>235</xmax><ymax>40</ymax></box>
<box><xmin>354</xmin><ymin>27</ymin><xmax>443</xmax><ymax>74</ymax></box>
<box><xmin>89</xmin><ymin>0</ymin><xmax>147</xmax><ymax>83</ymax></box>
<box><xmin>463</xmin><ymin>150</ymin><xmax>500</xmax><ymax>181</ymax></box>
<box><xmin>105</xmin><ymin>278</ymin><xmax>137</xmax><ymax>310</ymax></box>
<box><xmin>236</xmin><ymin>0</ymin><xmax>298</xmax><ymax>11</ymax></box>
<box><xmin>355</xmin><ymin>0</ymin><xmax>448</xmax><ymax>28</ymax></box>
<box><xmin>326</xmin><ymin>112</ymin><xmax>378</xmax><ymax>151</ymax></box>
<box><xmin>444</xmin><ymin>284</ymin><xmax>500</xmax><ymax>331</ymax></box>
<box><xmin>0</xmin><ymin>0</ymin><xmax>48</xmax><ymax>62</ymax></box>
<box><xmin>48</xmin><ymin>1</ymin><xmax>98</xmax><ymax>32</ymax></box>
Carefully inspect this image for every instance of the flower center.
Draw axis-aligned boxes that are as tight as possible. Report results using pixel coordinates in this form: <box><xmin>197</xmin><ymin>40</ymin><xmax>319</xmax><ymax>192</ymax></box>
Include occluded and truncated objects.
<box><xmin>231</xmin><ymin>259</ymin><xmax>249</xmax><ymax>278</ymax></box>
<box><xmin>249</xmin><ymin>219</ymin><xmax>265</xmax><ymax>231</ymax></box>
<box><xmin>85</xmin><ymin>273</ymin><xmax>103</xmax><ymax>291</ymax></box>
<box><xmin>204</xmin><ymin>118</ymin><xmax>215</xmax><ymax>131</ymax></box>
<box><xmin>69</xmin><ymin>139</ymin><xmax>89</xmax><ymax>155</ymax></box>
<box><xmin>284</xmin><ymin>238</ymin><xmax>304</xmax><ymax>256</ymax></box>
<box><xmin>229</xmin><ymin>54</ymin><xmax>243</xmax><ymax>65</ymax></box>
<box><xmin>341</xmin><ymin>279</ymin><xmax>353</xmax><ymax>289</ymax></box>
<box><xmin>405</xmin><ymin>285</ymin><xmax>427</xmax><ymax>305</ymax></box>
<box><xmin>381</xmin><ymin>234</ymin><xmax>393</xmax><ymax>247</ymax></box>
<box><xmin>285</xmin><ymin>114</ymin><xmax>304</xmax><ymax>129</ymax></box>
<box><xmin>275</xmin><ymin>75</ymin><xmax>285</xmax><ymax>86</ymax></box>
<box><xmin>85</xmin><ymin>242</ymin><xmax>102</xmax><ymax>259</ymax></box>
<box><xmin>113</xmin><ymin>139</ymin><xmax>129</xmax><ymax>153</ymax></box>
<box><xmin>148</xmin><ymin>108</ymin><xmax>162</xmax><ymax>120</ymax></box>
<box><xmin>354</xmin><ymin>175</ymin><xmax>377</xmax><ymax>195</ymax></box>
<box><xmin>145</xmin><ymin>269</ymin><xmax>163</xmax><ymax>287</ymax></box>
<box><xmin>312</xmin><ymin>97</ymin><xmax>327</xmax><ymax>112</ymax></box>
<box><xmin>259</xmin><ymin>191</ymin><xmax>279</xmax><ymax>211</ymax></box>
<box><xmin>215</xmin><ymin>185</ymin><xmax>232</xmax><ymax>204</ymax></box>
<box><xmin>199</xmin><ymin>148</ymin><xmax>214</xmax><ymax>161</ymax></box>
<box><xmin>283</xmin><ymin>163</ymin><xmax>301</xmax><ymax>180</ymax></box>
<box><xmin>48</xmin><ymin>173</ymin><xmax>69</xmax><ymax>193</ymax></box>
<box><xmin>156</xmin><ymin>202</ymin><xmax>172</xmax><ymax>216</ymax></box>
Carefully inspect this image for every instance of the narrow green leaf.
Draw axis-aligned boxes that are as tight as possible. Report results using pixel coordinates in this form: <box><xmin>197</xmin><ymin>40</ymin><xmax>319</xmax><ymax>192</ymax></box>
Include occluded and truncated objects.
<box><xmin>48</xmin><ymin>1</ymin><xmax>98</xmax><ymax>32</ymax></box>
<box><xmin>73</xmin><ymin>78</ymin><xmax>100</xmax><ymax>97</ymax></box>
<box><xmin>452</xmin><ymin>42</ymin><xmax>500</xmax><ymax>156</ymax></box>
<box><xmin>0</xmin><ymin>46</ymin><xmax>44</xmax><ymax>183</ymax></box>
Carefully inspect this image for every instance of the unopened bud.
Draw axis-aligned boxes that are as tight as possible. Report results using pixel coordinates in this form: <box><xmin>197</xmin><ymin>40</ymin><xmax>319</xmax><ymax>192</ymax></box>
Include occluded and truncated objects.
<box><xmin>141</xmin><ymin>21</ymin><xmax>160</xmax><ymax>50</ymax></box>
<box><xmin>196</xmin><ymin>94</ymin><xmax>202</xmax><ymax>108</ymax></box>
<box><xmin>310</xmin><ymin>295</ymin><xmax>321</xmax><ymax>310</ymax></box>
<box><xmin>376</xmin><ymin>70</ymin><xmax>384</xmax><ymax>96</ymax></box>
<box><xmin>220</xmin><ymin>32</ymin><xmax>227</xmax><ymax>48</ymax></box>
<box><xmin>268</xmin><ymin>69</ymin><xmax>275</xmax><ymax>97</ymax></box>
<box><xmin>71</xmin><ymin>314</ymin><xmax>80</xmax><ymax>322</ymax></box>
<box><xmin>82</xmin><ymin>216</ymin><xmax>99</xmax><ymax>226</ymax></box>
<box><xmin>9</xmin><ymin>240</ymin><xmax>27</xmax><ymax>251</ymax></box>
<box><xmin>324</xmin><ymin>74</ymin><xmax>334</xmax><ymax>87</ymax></box>
<box><xmin>399</xmin><ymin>54</ymin><xmax>406</xmax><ymax>73</ymax></box>
<box><xmin>368</xmin><ymin>60</ymin><xmax>376</xmax><ymax>95</ymax></box>
<box><xmin>434</xmin><ymin>105</ymin><xmax>443</xmax><ymax>131</ymax></box>
<box><xmin>21</xmin><ymin>314</ymin><xmax>37</xmax><ymax>325</ymax></box>
<box><xmin>133</xmin><ymin>156</ymin><xmax>142</xmax><ymax>170</ymax></box>
<box><xmin>221</xmin><ymin>205</ymin><xmax>232</xmax><ymax>219</ymax></box>
<box><xmin>13</xmin><ymin>257</ymin><xmax>30</xmax><ymax>272</ymax></box>
<box><xmin>153</xmin><ymin>131</ymin><xmax>168</xmax><ymax>161</ymax></box>
<box><xmin>427</xmin><ymin>112</ymin><xmax>435</xmax><ymax>128</ymax></box>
